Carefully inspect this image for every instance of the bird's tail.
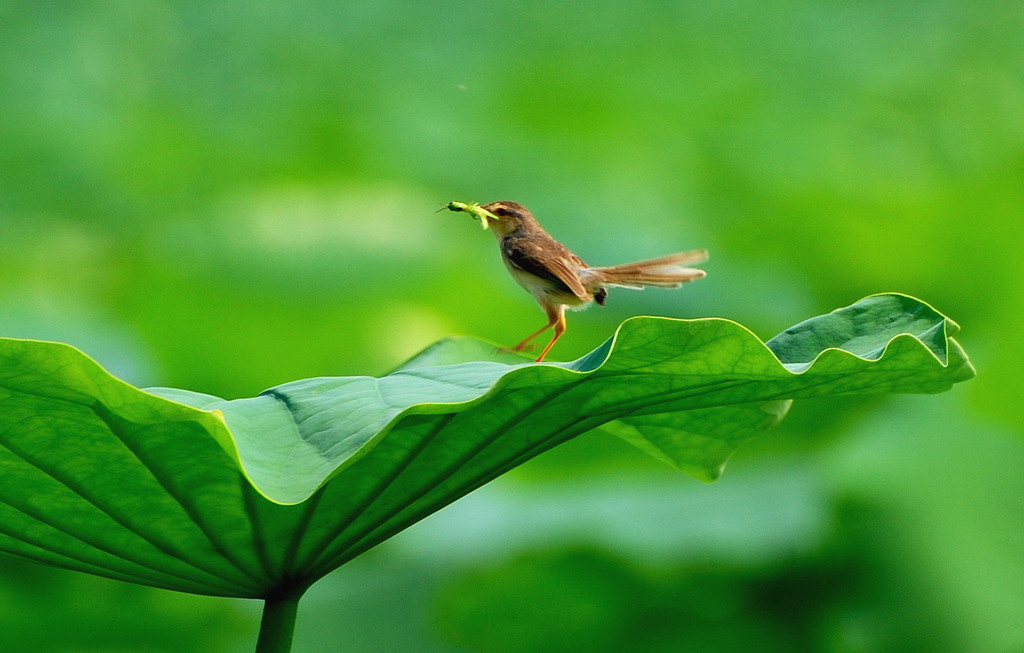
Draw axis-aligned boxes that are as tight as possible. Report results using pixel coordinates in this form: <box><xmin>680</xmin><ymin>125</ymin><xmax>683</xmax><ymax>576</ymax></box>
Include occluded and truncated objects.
<box><xmin>591</xmin><ymin>249</ymin><xmax>708</xmax><ymax>289</ymax></box>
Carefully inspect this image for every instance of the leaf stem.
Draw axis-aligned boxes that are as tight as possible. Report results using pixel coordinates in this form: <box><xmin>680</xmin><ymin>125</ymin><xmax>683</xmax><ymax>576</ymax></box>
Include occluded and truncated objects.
<box><xmin>255</xmin><ymin>584</ymin><xmax>306</xmax><ymax>653</ymax></box>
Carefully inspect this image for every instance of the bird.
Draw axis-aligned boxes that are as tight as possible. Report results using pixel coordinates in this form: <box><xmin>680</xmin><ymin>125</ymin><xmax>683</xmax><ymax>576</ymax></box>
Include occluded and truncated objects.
<box><xmin>446</xmin><ymin>200</ymin><xmax>707</xmax><ymax>362</ymax></box>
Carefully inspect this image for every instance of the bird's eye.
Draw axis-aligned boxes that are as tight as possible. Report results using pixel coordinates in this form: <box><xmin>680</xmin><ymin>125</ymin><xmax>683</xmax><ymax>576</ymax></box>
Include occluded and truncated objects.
<box><xmin>494</xmin><ymin>207</ymin><xmax>509</xmax><ymax>216</ymax></box>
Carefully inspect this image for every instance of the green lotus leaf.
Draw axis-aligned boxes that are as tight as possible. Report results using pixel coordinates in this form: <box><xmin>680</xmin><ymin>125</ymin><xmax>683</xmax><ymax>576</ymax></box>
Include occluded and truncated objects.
<box><xmin>0</xmin><ymin>293</ymin><xmax>973</xmax><ymax>650</ymax></box>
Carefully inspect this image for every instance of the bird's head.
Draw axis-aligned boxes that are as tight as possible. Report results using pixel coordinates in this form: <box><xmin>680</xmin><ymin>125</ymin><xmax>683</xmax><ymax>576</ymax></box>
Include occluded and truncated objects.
<box><xmin>446</xmin><ymin>200</ymin><xmax>533</xmax><ymax>236</ymax></box>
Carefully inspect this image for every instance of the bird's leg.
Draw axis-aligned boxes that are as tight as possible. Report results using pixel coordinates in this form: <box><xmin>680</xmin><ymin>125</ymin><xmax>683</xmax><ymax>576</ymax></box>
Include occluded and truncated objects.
<box><xmin>534</xmin><ymin>305</ymin><xmax>567</xmax><ymax>362</ymax></box>
<box><xmin>506</xmin><ymin>305</ymin><xmax>560</xmax><ymax>353</ymax></box>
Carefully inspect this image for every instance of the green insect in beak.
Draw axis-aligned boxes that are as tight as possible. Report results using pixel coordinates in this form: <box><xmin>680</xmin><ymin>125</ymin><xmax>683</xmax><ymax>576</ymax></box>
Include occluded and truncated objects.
<box><xmin>446</xmin><ymin>201</ymin><xmax>499</xmax><ymax>230</ymax></box>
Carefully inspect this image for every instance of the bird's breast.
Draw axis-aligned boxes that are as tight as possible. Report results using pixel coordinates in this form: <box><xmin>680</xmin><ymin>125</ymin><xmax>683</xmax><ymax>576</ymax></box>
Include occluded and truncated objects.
<box><xmin>501</xmin><ymin>256</ymin><xmax>589</xmax><ymax>307</ymax></box>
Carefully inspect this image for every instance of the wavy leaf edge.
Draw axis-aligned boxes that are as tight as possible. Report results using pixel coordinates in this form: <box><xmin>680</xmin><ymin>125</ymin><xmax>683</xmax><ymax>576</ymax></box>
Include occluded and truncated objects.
<box><xmin>0</xmin><ymin>292</ymin><xmax>969</xmax><ymax>506</ymax></box>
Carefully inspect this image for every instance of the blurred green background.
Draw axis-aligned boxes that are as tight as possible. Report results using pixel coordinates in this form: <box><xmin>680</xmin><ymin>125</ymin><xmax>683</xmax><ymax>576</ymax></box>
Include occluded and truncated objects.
<box><xmin>1</xmin><ymin>2</ymin><xmax>1022</xmax><ymax>651</ymax></box>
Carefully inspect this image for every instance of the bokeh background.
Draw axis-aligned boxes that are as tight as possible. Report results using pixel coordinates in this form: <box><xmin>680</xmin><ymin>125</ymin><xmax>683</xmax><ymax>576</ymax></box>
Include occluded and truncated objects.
<box><xmin>2</xmin><ymin>2</ymin><xmax>1022</xmax><ymax>651</ymax></box>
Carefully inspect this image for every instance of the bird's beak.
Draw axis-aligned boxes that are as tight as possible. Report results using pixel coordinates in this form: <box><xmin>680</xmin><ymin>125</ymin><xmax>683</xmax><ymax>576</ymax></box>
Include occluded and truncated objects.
<box><xmin>477</xmin><ymin>208</ymin><xmax>498</xmax><ymax>230</ymax></box>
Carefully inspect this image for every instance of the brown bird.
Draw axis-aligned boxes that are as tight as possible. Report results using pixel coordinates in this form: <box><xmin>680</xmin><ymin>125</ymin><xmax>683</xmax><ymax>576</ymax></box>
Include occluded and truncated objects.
<box><xmin>447</xmin><ymin>200</ymin><xmax>708</xmax><ymax>362</ymax></box>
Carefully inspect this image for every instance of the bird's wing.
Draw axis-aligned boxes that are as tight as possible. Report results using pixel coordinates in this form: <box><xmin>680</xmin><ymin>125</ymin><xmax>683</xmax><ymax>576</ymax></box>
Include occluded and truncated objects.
<box><xmin>502</xmin><ymin>238</ymin><xmax>590</xmax><ymax>300</ymax></box>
